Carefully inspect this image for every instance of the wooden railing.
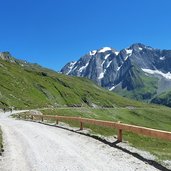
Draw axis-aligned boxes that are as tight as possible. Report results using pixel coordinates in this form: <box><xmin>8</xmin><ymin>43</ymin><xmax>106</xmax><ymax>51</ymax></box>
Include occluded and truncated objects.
<box><xmin>18</xmin><ymin>113</ymin><xmax>171</xmax><ymax>142</ymax></box>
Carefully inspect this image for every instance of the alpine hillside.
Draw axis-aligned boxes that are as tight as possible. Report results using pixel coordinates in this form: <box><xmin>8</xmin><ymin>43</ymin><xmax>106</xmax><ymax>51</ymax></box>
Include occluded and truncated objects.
<box><xmin>0</xmin><ymin>52</ymin><xmax>144</xmax><ymax>109</ymax></box>
<box><xmin>61</xmin><ymin>43</ymin><xmax>171</xmax><ymax>104</ymax></box>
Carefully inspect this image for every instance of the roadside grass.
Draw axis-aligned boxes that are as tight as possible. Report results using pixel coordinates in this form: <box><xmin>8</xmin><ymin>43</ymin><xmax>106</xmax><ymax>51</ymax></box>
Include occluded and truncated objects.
<box><xmin>0</xmin><ymin>126</ymin><xmax>3</xmax><ymax>155</ymax></box>
<box><xmin>38</xmin><ymin>107</ymin><xmax>171</xmax><ymax>161</ymax></box>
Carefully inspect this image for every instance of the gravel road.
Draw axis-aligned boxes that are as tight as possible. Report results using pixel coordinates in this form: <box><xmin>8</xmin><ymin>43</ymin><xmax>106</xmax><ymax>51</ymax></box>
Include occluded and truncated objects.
<box><xmin>0</xmin><ymin>111</ymin><xmax>159</xmax><ymax>171</ymax></box>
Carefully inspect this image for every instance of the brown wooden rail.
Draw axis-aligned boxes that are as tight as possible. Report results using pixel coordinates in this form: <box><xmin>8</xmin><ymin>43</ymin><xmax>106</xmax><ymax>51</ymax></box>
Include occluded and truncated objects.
<box><xmin>18</xmin><ymin>113</ymin><xmax>171</xmax><ymax>142</ymax></box>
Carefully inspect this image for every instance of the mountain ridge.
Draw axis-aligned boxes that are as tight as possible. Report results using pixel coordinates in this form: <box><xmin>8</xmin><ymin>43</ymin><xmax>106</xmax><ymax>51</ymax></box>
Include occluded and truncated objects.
<box><xmin>61</xmin><ymin>43</ymin><xmax>171</xmax><ymax>104</ymax></box>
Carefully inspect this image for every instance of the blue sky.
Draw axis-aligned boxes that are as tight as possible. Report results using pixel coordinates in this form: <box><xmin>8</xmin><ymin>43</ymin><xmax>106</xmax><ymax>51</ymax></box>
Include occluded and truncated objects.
<box><xmin>0</xmin><ymin>0</ymin><xmax>171</xmax><ymax>71</ymax></box>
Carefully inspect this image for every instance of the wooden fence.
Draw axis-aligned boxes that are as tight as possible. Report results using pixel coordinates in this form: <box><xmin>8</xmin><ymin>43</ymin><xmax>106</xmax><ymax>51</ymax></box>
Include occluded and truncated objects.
<box><xmin>18</xmin><ymin>113</ymin><xmax>171</xmax><ymax>142</ymax></box>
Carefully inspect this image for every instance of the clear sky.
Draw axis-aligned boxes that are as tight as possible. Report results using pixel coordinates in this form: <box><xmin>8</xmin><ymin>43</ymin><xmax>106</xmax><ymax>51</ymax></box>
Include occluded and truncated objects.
<box><xmin>0</xmin><ymin>0</ymin><xmax>171</xmax><ymax>71</ymax></box>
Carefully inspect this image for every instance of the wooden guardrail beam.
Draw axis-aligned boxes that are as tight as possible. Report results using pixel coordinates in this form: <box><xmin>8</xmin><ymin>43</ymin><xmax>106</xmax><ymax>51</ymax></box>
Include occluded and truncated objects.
<box><xmin>19</xmin><ymin>113</ymin><xmax>171</xmax><ymax>142</ymax></box>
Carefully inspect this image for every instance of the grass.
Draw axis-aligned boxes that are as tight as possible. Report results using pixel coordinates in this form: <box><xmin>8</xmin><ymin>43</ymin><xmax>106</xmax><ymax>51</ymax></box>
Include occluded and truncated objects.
<box><xmin>152</xmin><ymin>90</ymin><xmax>171</xmax><ymax>107</ymax></box>
<box><xmin>114</xmin><ymin>65</ymin><xmax>158</xmax><ymax>101</ymax></box>
<box><xmin>0</xmin><ymin>126</ymin><xmax>3</xmax><ymax>155</ymax></box>
<box><xmin>39</xmin><ymin>107</ymin><xmax>171</xmax><ymax>161</ymax></box>
<box><xmin>0</xmin><ymin>59</ymin><xmax>147</xmax><ymax>109</ymax></box>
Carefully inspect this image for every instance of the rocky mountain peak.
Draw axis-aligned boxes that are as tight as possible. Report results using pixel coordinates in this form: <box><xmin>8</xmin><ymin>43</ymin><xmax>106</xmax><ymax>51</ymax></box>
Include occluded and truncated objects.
<box><xmin>61</xmin><ymin>43</ymin><xmax>171</xmax><ymax>101</ymax></box>
<box><xmin>0</xmin><ymin>52</ymin><xmax>15</xmax><ymax>63</ymax></box>
<box><xmin>130</xmin><ymin>43</ymin><xmax>146</xmax><ymax>49</ymax></box>
<box><xmin>128</xmin><ymin>43</ymin><xmax>156</xmax><ymax>52</ymax></box>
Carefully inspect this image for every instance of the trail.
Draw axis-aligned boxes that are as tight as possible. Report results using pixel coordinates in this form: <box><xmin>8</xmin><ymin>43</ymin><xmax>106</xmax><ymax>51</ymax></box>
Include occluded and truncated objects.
<box><xmin>0</xmin><ymin>111</ymin><xmax>159</xmax><ymax>171</ymax></box>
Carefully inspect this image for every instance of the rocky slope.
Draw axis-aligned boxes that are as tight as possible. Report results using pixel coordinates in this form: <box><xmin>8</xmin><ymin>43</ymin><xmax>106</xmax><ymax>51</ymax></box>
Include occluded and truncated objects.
<box><xmin>61</xmin><ymin>43</ymin><xmax>171</xmax><ymax>102</ymax></box>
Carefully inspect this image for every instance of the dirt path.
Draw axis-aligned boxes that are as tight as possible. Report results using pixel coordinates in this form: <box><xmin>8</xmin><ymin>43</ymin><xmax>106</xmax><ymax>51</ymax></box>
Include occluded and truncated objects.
<box><xmin>0</xmin><ymin>111</ymin><xmax>159</xmax><ymax>171</ymax></box>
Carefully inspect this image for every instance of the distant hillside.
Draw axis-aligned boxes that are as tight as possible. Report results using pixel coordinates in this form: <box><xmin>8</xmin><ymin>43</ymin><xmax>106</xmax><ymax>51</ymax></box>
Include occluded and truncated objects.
<box><xmin>0</xmin><ymin>52</ymin><xmax>144</xmax><ymax>109</ymax></box>
<box><xmin>151</xmin><ymin>90</ymin><xmax>171</xmax><ymax>107</ymax></box>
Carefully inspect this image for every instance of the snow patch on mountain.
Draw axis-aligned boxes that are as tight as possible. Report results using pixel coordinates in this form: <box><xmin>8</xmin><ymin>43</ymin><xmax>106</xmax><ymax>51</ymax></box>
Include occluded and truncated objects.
<box><xmin>124</xmin><ymin>49</ymin><xmax>133</xmax><ymax>61</ymax></box>
<box><xmin>124</xmin><ymin>55</ymin><xmax>129</xmax><ymax>61</ymax></box>
<box><xmin>66</xmin><ymin>62</ymin><xmax>77</xmax><ymax>75</ymax></box>
<box><xmin>117</xmin><ymin>65</ymin><xmax>122</xmax><ymax>71</ymax></box>
<box><xmin>115</xmin><ymin>52</ymin><xmax>119</xmax><ymax>55</ymax></box>
<box><xmin>104</xmin><ymin>54</ymin><xmax>110</xmax><ymax>60</ymax></box>
<box><xmin>145</xmin><ymin>46</ymin><xmax>153</xmax><ymax>50</ymax></box>
<box><xmin>101</xmin><ymin>61</ymin><xmax>105</xmax><ymax>66</ymax></box>
<box><xmin>101</xmin><ymin>54</ymin><xmax>111</xmax><ymax>66</ymax></box>
<box><xmin>109</xmin><ymin>85</ymin><xmax>118</xmax><ymax>91</ymax></box>
<box><xmin>106</xmin><ymin>61</ymin><xmax>112</xmax><ymax>68</ymax></box>
<box><xmin>142</xmin><ymin>68</ymin><xmax>171</xmax><ymax>80</ymax></box>
<box><xmin>98</xmin><ymin>72</ymin><xmax>104</xmax><ymax>79</ymax></box>
<box><xmin>125</xmin><ymin>49</ymin><xmax>133</xmax><ymax>55</ymax></box>
<box><xmin>89</xmin><ymin>50</ymin><xmax>97</xmax><ymax>56</ymax></box>
<box><xmin>160</xmin><ymin>56</ymin><xmax>165</xmax><ymax>60</ymax></box>
<box><xmin>99</xmin><ymin>47</ymin><xmax>112</xmax><ymax>53</ymax></box>
<box><xmin>79</xmin><ymin>62</ymin><xmax>89</xmax><ymax>72</ymax></box>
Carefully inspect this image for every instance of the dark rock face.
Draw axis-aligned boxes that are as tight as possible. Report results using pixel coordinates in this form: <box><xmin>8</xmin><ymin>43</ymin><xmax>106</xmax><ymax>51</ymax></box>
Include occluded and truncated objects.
<box><xmin>61</xmin><ymin>43</ymin><xmax>171</xmax><ymax>100</ymax></box>
<box><xmin>0</xmin><ymin>52</ymin><xmax>35</xmax><ymax>68</ymax></box>
<box><xmin>0</xmin><ymin>52</ymin><xmax>15</xmax><ymax>63</ymax></box>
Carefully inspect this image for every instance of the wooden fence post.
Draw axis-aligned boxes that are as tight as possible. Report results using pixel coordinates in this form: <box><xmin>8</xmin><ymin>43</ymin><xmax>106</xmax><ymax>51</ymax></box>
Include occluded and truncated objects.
<box><xmin>31</xmin><ymin>115</ymin><xmax>33</xmax><ymax>120</ymax></box>
<box><xmin>56</xmin><ymin>119</ymin><xmax>58</xmax><ymax>125</ymax></box>
<box><xmin>41</xmin><ymin>116</ymin><xmax>43</xmax><ymax>122</ymax></box>
<box><xmin>117</xmin><ymin>129</ymin><xmax>122</xmax><ymax>142</ymax></box>
<box><xmin>80</xmin><ymin>122</ymin><xmax>83</xmax><ymax>130</ymax></box>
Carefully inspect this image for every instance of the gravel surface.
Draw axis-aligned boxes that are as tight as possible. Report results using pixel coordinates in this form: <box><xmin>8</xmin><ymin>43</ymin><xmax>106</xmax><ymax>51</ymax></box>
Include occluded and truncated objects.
<box><xmin>0</xmin><ymin>111</ymin><xmax>160</xmax><ymax>171</ymax></box>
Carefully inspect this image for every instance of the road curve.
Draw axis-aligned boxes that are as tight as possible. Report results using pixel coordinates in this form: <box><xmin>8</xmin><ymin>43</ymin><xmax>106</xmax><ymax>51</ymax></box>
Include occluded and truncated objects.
<box><xmin>0</xmin><ymin>111</ymin><xmax>158</xmax><ymax>171</ymax></box>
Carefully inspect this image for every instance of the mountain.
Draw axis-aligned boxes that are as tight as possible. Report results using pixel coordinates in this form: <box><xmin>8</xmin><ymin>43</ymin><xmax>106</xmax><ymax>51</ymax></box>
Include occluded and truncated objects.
<box><xmin>0</xmin><ymin>52</ymin><xmax>145</xmax><ymax>109</ymax></box>
<box><xmin>61</xmin><ymin>43</ymin><xmax>171</xmax><ymax>103</ymax></box>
